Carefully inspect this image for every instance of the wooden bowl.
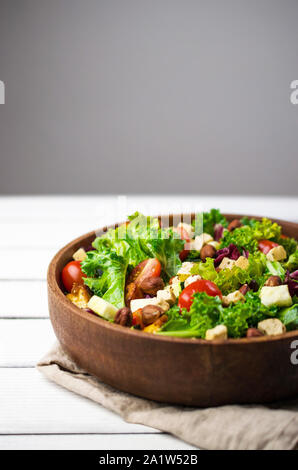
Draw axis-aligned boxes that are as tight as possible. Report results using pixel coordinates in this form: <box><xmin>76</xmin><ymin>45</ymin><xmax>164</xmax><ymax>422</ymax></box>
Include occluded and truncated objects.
<box><xmin>48</xmin><ymin>214</ymin><xmax>298</xmax><ymax>407</ymax></box>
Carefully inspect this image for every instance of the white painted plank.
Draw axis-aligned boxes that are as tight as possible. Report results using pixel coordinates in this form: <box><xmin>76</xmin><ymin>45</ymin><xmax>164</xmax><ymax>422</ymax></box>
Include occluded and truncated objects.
<box><xmin>0</xmin><ymin>221</ymin><xmax>97</xmax><ymax>249</ymax></box>
<box><xmin>0</xmin><ymin>319</ymin><xmax>55</xmax><ymax>367</ymax></box>
<box><xmin>0</xmin><ymin>197</ymin><xmax>297</xmax><ymax>254</ymax></box>
<box><xmin>0</xmin><ymin>368</ymin><xmax>158</xmax><ymax>435</ymax></box>
<box><xmin>0</xmin><ymin>195</ymin><xmax>297</xmax><ymax>223</ymax></box>
<box><xmin>0</xmin><ymin>198</ymin><xmax>297</xmax><ymax>280</ymax></box>
<box><xmin>0</xmin><ymin>433</ymin><xmax>196</xmax><ymax>450</ymax></box>
<box><xmin>0</xmin><ymin>281</ymin><xmax>48</xmax><ymax>318</ymax></box>
<box><xmin>0</xmin><ymin>248</ymin><xmax>55</xmax><ymax>280</ymax></box>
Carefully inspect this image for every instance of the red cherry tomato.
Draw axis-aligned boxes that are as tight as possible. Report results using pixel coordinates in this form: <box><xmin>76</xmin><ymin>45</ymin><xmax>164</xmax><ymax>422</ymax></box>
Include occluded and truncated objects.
<box><xmin>62</xmin><ymin>260</ymin><xmax>86</xmax><ymax>292</ymax></box>
<box><xmin>179</xmin><ymin>249</ymin><xmax>189</xmax><ymax>261</ymax></box>
<box><xmin>258</xmin><ymin>239</ymin><xmax>279</xmax><ymax>255</ymax></box>
<box><xmin>135</xmin><ymin>258</ymin><xmax>161</xmax><ymax>286</ymax></box>
<box><xmin>176</xmin><ymin>226</ymin><xmax>191</xmax><ymax>261</ymax></box>
<box><xmin>132</xmin><ymin>309</ymin><xmax>144</xmax><ymax>328</ymax></box>
<box><xmin>178</xmin><ymin>279</ymin><xmax>222</xmax><ymax>311</ymax></box>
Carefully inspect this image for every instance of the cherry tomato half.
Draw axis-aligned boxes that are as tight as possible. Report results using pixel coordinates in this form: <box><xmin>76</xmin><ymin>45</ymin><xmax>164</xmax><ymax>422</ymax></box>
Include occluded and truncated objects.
<box><xmin>258</xmin><ymin>239</ymin><xmax>279</xmax><ymax>255</ymax></box>
<box><xmin>125</xmin><ymin>258</ymin><xmax>162</xmax><ymax>305</ymax></box>
<box><xmin>62</xmin><ymin>260</ymin><xmax>86</xmax><ymax>292</ymax></box>
<box><xmin>176</xmin><ymin>226</ymin><xmax>191</xmax><ymax>261</ymax></box>
<box><xmin>135</xmin><ymin>258</ymin><xmax>162</xmax><ymax>287</ymax></box>
<box><xmin>132</xmin><ymin>309</ymin><xmax>144</xmax><ymax>328</ymax></box>
<box><xmin>178</xmin><ymin>279</ymin><xmax>222</xmax><ymax>311</ymax></box>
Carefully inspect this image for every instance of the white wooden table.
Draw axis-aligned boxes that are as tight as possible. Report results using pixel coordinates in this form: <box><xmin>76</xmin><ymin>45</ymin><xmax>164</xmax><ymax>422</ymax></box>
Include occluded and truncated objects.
<box><xmin>1</xmin><ymin>195</ymin><xmax>297</xmax><ymax>450</ymax></box>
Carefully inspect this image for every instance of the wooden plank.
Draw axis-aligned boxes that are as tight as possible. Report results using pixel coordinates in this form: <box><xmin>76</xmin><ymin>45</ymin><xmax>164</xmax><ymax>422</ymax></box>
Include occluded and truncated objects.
<box><xmin>0</xmin><ymin>433</ymin><xmax>196</xmax><ymax>450</ymax></box>
<box><xmin>0</xmin><ymin>368</ymin><xmax>158</xmax><ymax>435</ymax></box>
<box><xmin>0</xmin><ymin>319</ymin><xmax>55</xmax><ymax>367</ymax></box>
<box><xmin>0</xmin><ymin>281</ymin><xmax>48</xmax><ymax>318</ymax></box>
<box><xmin>0</xmin><ymin>248</ymin><xmax>55</xmax><ymax>280</ymax></box>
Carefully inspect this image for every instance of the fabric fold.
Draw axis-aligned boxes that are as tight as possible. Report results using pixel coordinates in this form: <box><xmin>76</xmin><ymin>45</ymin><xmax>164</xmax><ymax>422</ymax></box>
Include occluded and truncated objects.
<box><xmin>37</xmin><ymin>343</ymin><xmax>298</xmax><ymax>450</ymax></box>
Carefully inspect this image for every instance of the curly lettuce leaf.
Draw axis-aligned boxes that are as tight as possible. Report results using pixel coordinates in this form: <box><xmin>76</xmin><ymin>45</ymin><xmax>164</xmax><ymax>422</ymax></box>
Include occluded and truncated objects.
<box><xmin>215</xmin><ymin>266</ymin><xmax>251</xmax><ymax>295</ymax></box>
<box><xmin>159</xmin><ymin>291</ymin><xmax>279</xmax><ymax>339</ymax></box>
<box><xmin>279</xmin><ymin>304</ymin><xmax>298</xmax><ymax>331</ymax></box>
<box><xmin>278</xmin><ymin>236</ymin><xmax>297</xmax><ymax>256</ymax></box>
<box><xmin>218</xmin><ymin>292</ymin><xmax>277</xmax><ymax>337</ymax></box>
<box><xmin>247</xmin><ymin>251</ymin><xmax>267</xmax><ymax>285</ymax></box>
<box><xmin>191</xmin><ymin>254</ymin><xmax>266</xmax><ymax>295</ymax></box>
<box><xmin>192</xmin><ymin>209</ymin><xmax>227</xmax><ymax>237</ymax></box>
<box><xmin>159</xmin><ymin>292</ymin><xmax>223</xmax><ymax>338</ymax></box>
<box><xmin>83</xmin><ymin>251</ymin><xmax>128</xmax><ymax>308</ymax></box>
<box><xmin>82</xmin><ymin>212</ymin><xmax>184</xmax><ymax>308</ymax></box>
<box><xmin>220</xmin><ymin>225</ymin><xmax>258</xmax><ymax>252</ymax></box>
<box><xmin>285</xmin><ymin>250</ymin><xmax>298</xmax><ymax>271</ymax></box>
<box><xmin>190</xmin><ymin>258</ymin><xmax>217</xmax><ymax>281</ymax></box>
<box><xmin>220</xmin><ymin>218</ymin><xmax>282</xmax><ymax>253</ymax></box>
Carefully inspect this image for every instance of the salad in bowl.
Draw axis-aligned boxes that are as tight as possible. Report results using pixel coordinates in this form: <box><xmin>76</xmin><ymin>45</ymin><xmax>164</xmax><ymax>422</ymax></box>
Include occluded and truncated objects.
<box><xmin>61</xmin><ymin>210</ymin><xmax>298</xmax><ymax>340</ymax></box>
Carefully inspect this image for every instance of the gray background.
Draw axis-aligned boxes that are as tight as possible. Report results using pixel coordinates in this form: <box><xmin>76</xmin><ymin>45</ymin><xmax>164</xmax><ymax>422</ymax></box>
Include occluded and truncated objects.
<box><xmin>0</xmin><ymin>0</ymin><xmax>297</xmax><ymax>195</ymax></box>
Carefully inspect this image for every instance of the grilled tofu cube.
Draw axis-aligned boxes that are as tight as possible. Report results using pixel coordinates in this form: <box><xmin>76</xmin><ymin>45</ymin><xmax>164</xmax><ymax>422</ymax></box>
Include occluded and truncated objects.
<box><xmin>218</xmin><ymin>257</ymin><xmax>236</xmax><ymax>271</ymax></box>
<box><xmin>130</xmin><ymin>297</ymin><xmax>170</xmax><ymax>313</ymax></box>
<box><xmin>177</xmin><ymin>262</ymin><xmax>195</xmax><ymax>282</ymax></box>
<box><xmin>235</xmin><ymin>256</ymin><xmax>249</xmax><ymax>270</ymax></box>
<box><xmin>169</xmin><ymin>276</ymin><xmax>182</xmax><ymax>298</ymax></box>
<box><xmin>205</xmin><ymin>324</ymin><xmax>228</xmax><ymax>340</ymax></box>
<box><xmin>72</xmin><ymin>247</ymin><xmax>87</xmax><ymax>262</ymax></box>
<box><xmin>189</xmin><ymin>233</ymin><xmax>214</xmax><ymax>252</ymax></box>
<box><xmin>266</xmin><ymin>245</ymin><xmax>287</xmax><ymax>262</ymax></box>
<box><xmin>67</xmin><ymin>283</ymin><xmax>91</xmax><ymax>309</ymax></box>
<box><xmin>257</xmin><ymin>318</ymin><xmax>286</xmax><ymax>336</ymax></box>
<box><xmin>157</xmin><ymin>286</ymin><xmax>176</xmax><ymax>306</ymax></box>
<box><xmin>222</xmin><ymin>290</ymin><xmax>245</xmax><ymax>306</ymax></box>
<box><xmin>184</xmin><ymin>275</ymin><xmax>201</xmax><ymax>287</ymax></box>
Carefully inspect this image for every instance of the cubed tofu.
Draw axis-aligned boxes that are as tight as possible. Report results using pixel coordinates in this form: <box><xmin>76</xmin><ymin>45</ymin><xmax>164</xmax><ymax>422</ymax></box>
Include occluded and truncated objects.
<box><xmin>222</xmin><ymin>290</ymin><xmax>245</xmax><ymax>306</ymax></box>
<box><xmin>235</xmin><ymin>256</ymin><xmax>249</xmax><ymax>270</ymax></box>
<box><xmin>130</xmin><ymin>297</ymin><xmax>169</xmax><ymax>313</ymax></box>
<box><xmin>266</xmin><ymin>245</ymin><xmax>287</xmax><ymax>262</ymax></box>
<box><xmin>130</xmin><ymin>297</ymin><xmax>159</xmax><ymax>313</ymax></box>
<box><xmin>87</xmin><ymin>295</ymin><xmax>118</xmax><ymax>321</ymax></box>
<box><xmin>260</xmin><ymin>285</ymin><xmax>292</xmax><ymax>308</ymax></box>
<box><xmin>170</xmin><ymin>276</ymin><xmax>182</xmax><ymax>298</ymax></box>
<box><xmin>72</xmin><ymin>247</ymin><xmax>87</xmax><ymax>262</ymax></box>
<box><xmin>257</xmin><ymin>318</ymin><xmax>286</xmax><ymax>336</ymax></box>
<box><xmin>177</xmin><ymin>222</ymin><xmax>194</xmax><ymax>239</ymax></box>
<box><xmin>157</xmin><ymin>286</ymin><xmax>176</xmax><ymax>306</ymax></box>
<box><xmin>218</xmin><ymin>257</ymin><xmax>236</xmax><ymax>270</ymax></box>
<box><xmin>205</xmin><ymin>324</ymin><xmax>228</xmax><ymax>340</ymax></box>
<box><xmin>177</xmin><ymin>262</ymin><xmax>195</xmax><ymax>282</ymax></box>
<box><xmin>156</xmin><ymin>298</ymin><xmax>170</xmax><ymax>312</ymax></box>
<box><xmin>201</xmin><ymin>233</ymin><xmax>214</xmax><ymax>245</ymax></box>
<box><xmin>208</xmin><ymin>241</ymin><xmax>220</xmax><ymax>250</ymax></box>
<box><xmin>189</xmin><ymin>233</ymin><xmax>214</xmax><ymax>251</ymax></box>
<box><xmin>184</xmin><ymin>275</ymin><xmax>201</xmax><ymax>287</ymax></box>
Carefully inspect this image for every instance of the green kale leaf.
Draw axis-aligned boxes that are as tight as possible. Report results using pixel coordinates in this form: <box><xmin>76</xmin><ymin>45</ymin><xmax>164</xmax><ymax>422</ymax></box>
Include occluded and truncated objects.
<box><xmin>192</xmin><ymin>208</ymin><xmax>228</xmax><ymax>237</ymax></box>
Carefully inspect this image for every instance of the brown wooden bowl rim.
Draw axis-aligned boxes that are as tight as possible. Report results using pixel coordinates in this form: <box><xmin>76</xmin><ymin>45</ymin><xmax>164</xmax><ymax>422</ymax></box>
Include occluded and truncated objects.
<box><xmin>47</xmin><ymin>213</ymin><xmax>298</xmax><ymax>346</ymax></box>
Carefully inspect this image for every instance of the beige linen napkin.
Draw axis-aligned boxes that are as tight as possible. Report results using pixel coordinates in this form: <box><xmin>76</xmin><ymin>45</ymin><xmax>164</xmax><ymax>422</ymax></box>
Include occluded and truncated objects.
<box><xmin>37</xmin><ymin>343</ymin><xmax>298</xmax><ymax>450</ymax></box>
